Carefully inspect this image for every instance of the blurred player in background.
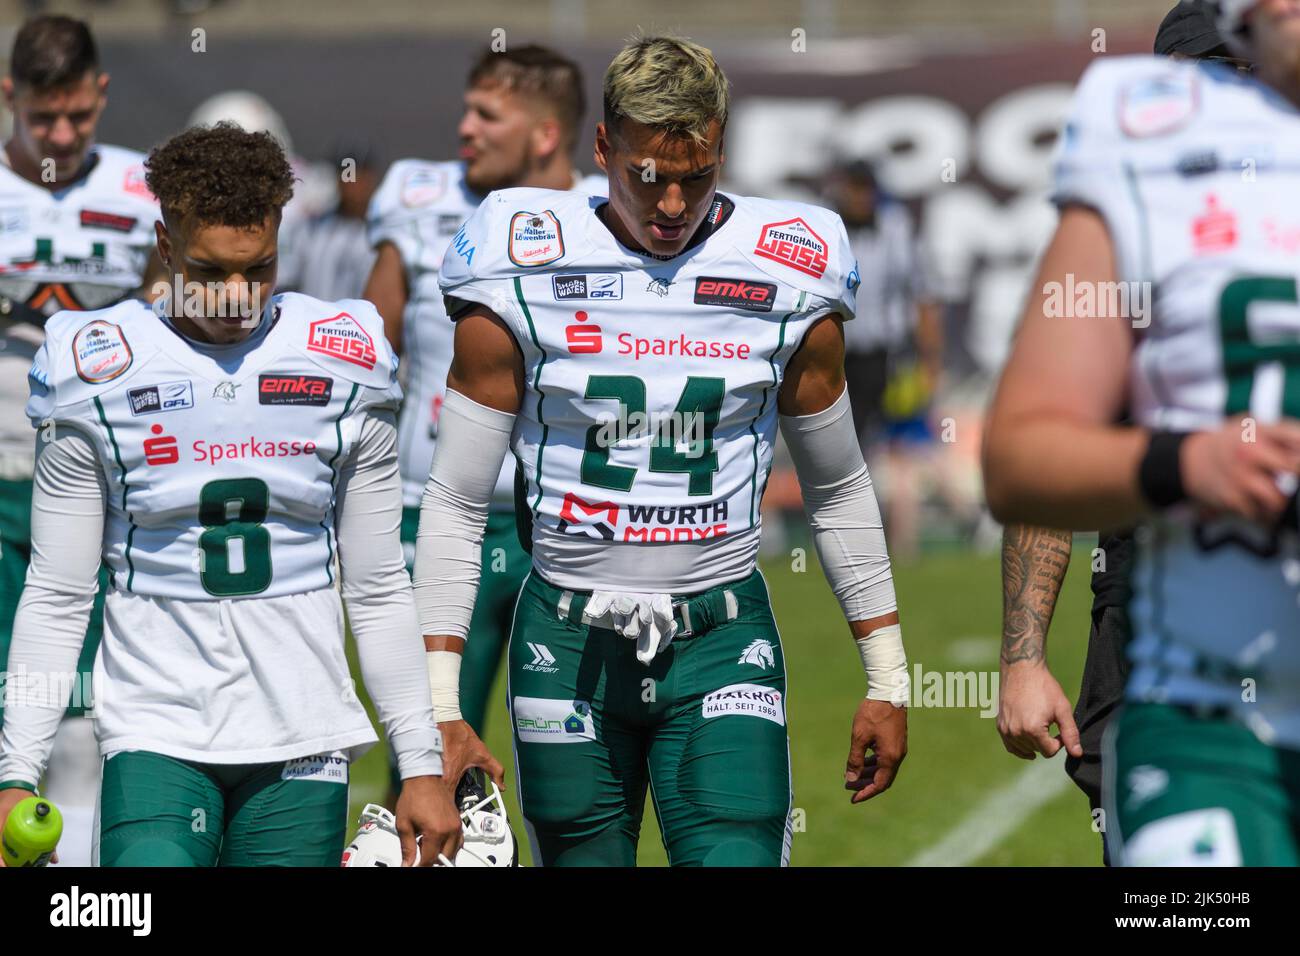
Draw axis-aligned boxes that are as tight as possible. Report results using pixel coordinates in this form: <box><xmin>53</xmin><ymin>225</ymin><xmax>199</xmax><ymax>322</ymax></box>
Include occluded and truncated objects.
<box><xmin>985</xmin><ymin>0</ymin><xmax>1300</xmax><ymax>865</ymax></box>
<box><xmin>0</xmin><ymin>14</ymin><xmax>163</xmax><ymax>866</ymax></box>
<box><xmin>827</xmin><ymin>159</ymin><xmax>966</xmax><ymax>561</ymax></box>
<box><xmin>415</xmin><ymin>35</ymin><xmax>905</xmax><ymax>866</ymax></box>
<box><xmin>282</xmin><ymin>142</ymin><xmax>382</xmax><ymax>301</ymax></box>
<box><xmin>187</xmin><ymin>90</ymin><xmax>337</xmax><ymax>292</ymax></box>
<box><xmin>0</xmin><ymin>123</ymin><xmax>455</xmax><ymax>867</ymax></box>
<box><xmin>995</xmin><ymin>0</ymin><xmax>1250</xmax><ymax>866</ymax></box>
<box><xmin>363</xmin><ymin>45</ymin><xmax>603</xmax><ymax>781</ymax></box>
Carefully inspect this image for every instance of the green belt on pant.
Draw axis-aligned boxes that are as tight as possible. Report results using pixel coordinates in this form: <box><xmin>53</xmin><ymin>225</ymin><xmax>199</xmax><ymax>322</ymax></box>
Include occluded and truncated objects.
<box><xmin>552</xmin><ymin>580</ymin><xmax>740</xmax><ymax>639</ymax></box>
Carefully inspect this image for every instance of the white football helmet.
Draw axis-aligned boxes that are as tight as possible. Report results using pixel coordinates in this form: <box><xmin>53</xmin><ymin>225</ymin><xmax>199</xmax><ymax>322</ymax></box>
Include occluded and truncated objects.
<box><xmin>340</xmin><ymin>770</ymin><xmax>518</xmax><ymax>867</ymax></box>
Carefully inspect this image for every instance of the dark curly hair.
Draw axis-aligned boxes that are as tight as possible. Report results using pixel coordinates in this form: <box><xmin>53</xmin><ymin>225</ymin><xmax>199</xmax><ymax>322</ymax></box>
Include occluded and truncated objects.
<box><xmin>145</xmin><ymin>122</ymin><xmax>295</xmax><ymax>229</ymax></box>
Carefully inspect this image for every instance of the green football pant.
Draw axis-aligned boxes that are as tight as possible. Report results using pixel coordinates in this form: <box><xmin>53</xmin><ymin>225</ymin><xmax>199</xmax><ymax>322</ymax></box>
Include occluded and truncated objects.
<box><xmin>401</xmin><ymin>506</ymin><xmax>528</xmax><ymax>734</ymax></box>
<box><xmin>1105</xmin><ymin>702</ymin><xmax>1300</xmax><ymax>866</ymax></box>
<box><xmin>96</xmin><ymin>750</ymin><xmax>350</xmax><ymax>866</ymax></box>
<box><xmin>0</xmin><ymin>477</ymin><xmax>106</xmax><ymax>722</ymax></box>
<box><xmin>508</xmin><ymin>569</ymin><xmax>793</xmax><ymax>867</ymax></box>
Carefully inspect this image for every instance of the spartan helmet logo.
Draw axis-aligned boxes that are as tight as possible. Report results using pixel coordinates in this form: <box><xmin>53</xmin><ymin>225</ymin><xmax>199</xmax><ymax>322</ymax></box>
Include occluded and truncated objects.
<box><xmin>213</xmin><ymin>381</ymin><xmax>239</xmax><ymax>403</ymax></box>
<box><xmin>738</xmin><ymin>639</ymin><xmax>775</xmax><ymax>670</ymax></box>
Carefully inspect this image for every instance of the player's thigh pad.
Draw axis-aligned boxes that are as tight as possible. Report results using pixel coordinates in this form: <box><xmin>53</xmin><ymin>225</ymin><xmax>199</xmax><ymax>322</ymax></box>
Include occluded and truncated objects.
<box><xmin>508</xmin><ymin>573</ymin><xmax>647</xmax><ymax>866</ymax></box>
<box><xmin>218</xmin><ymin>751</ymin><xmax>350</xmax><ymax>867</ymax></box>
<box><xmin>1108</xmin><ymin>702</ymin><xmax>1300</xmax><ymax>866</ymax></box>
<box><xmin>649</xmin><ymin>573</ymin><xmax>792</xmax><ymax>866</ymax></box>
<box><xmin>97</xmin><ymin>750</ymin><xmax>224</xmax><ymax>867</ymax></box>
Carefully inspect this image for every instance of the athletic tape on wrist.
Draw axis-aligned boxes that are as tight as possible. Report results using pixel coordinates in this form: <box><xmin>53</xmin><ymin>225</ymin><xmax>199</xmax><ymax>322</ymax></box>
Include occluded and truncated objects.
<box><xmin>856</xmin><ymin>623</ymin><xmax>910</xmax><ymax>706</ymax></box>
<box><xmin>427</xmin><ymin>650</ymin><xmax>463</xmax><ymax>723</ymax></box>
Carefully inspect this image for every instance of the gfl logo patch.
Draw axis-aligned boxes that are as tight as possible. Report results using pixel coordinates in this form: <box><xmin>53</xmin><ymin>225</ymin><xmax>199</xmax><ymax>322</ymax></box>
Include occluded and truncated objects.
<box><xmin>565</xmin><ymin>310</ymin><xmax>602</xmax><ymax>354</ymax></box>
<box><xmin>143</xmin><ymin>423</ymin><xmax>179</xmax><ymax>465</ymax></box>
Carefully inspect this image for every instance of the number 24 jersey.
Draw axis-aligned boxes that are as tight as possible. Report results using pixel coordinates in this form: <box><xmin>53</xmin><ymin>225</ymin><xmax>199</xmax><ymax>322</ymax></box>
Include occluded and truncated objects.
<box><xmin>440</xmin><ymin>187</ymin><xmax>859</xmax><ymax>593</ymax></box>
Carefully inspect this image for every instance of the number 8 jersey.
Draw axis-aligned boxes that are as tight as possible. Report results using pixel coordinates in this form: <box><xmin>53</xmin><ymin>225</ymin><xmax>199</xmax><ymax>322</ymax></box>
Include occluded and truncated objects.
<box><xmin>440</xmin><ymin>187</ymin><xmax>858</xmax><ymax>593</ymax></box>
<box><xmin>28</xmin><ymin>292</ymin><xmax>400</xmax><ymax>600</ymax></box>
<box><xmin>1055</xmin><ymin>56</ymin><xmax>1300</xmax><ymax>743</ymax></box>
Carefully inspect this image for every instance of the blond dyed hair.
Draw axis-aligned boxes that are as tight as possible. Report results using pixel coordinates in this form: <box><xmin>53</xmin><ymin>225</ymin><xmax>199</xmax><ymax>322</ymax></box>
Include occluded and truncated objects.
<box><xmin>602</xmin><ymin>34</ymin><xmax>730</xmax><ymax>148</ymax></box>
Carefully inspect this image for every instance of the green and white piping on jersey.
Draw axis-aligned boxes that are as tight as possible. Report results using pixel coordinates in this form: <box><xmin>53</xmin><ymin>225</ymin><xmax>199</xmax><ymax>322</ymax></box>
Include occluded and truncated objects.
<box><xmin>321</xmin><ymin>381</ymin><xmax>361</xmax><ymax>585</ymax></box>
<box><xmin>93</xmin><ymin>394</ymin><xmax>137</xmax><ymax>592</ymax></box>
<box><xmin>514</xmin><ymin>275</ymin><xmax>550</xmax><ymax>517</ymax></box>
<box><xmin>748</xmin><ymin>296</ymin><xmax>803</xmax><ymax>527</ymax></box>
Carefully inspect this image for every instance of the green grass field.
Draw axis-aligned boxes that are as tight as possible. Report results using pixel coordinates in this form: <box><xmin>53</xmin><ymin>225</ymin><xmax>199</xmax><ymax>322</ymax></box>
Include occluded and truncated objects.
<box><xmin>347</xmin><ymin>544</ymin><xmax>1103</xmax><ymax>866</ymax></box>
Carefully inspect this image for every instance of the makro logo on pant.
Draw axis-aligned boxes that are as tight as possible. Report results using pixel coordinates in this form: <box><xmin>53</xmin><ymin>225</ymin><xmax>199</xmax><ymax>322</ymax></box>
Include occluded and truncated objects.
<box><xmin>513</xmin><ymin>696</ymin><xmax>594</xmax><ymax>743</ymax></box>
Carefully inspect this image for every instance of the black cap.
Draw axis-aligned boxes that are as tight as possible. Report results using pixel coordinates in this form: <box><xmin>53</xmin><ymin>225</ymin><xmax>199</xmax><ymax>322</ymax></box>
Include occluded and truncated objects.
<box><xmin>1155</xmin><ymin>2</ymin><xmax>1228</xmax><ymax>57</ymax></box>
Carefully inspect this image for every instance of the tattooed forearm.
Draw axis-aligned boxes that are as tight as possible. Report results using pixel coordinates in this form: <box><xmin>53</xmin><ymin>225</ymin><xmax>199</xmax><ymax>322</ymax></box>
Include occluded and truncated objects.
<box><xmin>1001</xmin><ymin>524</ymin><xmax>1073</xmax><ymax>666</ymax></box>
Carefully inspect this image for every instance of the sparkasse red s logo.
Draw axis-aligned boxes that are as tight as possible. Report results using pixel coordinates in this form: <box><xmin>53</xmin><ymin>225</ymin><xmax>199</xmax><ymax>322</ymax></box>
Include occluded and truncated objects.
<box><xmin>754</xmin><ymin>217</ymin><xmax>828</xmax><ymax>279</ymax></box>
<box><xmin>565</xmin><ymin>310</ymin><xmax>603</xmax><ymax>354</ymax></box>
<box><xmin>307</xmin><ymin>313</ymin><xmax>378</xmax><ymax>370</ymax></box>
<box><xmin>144</xmin><ymin>423</ymin><xmax>179</xmax><ymax>465</ymax></box>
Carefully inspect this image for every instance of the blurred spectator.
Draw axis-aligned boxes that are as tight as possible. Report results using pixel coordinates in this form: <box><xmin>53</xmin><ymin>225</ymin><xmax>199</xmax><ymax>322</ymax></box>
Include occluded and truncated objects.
<box><xmin>279</xmin><ymin>142</ymin><xmax>381</xmax><ymax>300</ymax></box>
<box><xmin>828</xmin><ymin>159</ymin><xmax>975</xmax><ymax>558</ymax></box>
<box><xmin>827</xmin><ymin>160</ymin><xmax>941</xmax><ymax>446</ymax></box>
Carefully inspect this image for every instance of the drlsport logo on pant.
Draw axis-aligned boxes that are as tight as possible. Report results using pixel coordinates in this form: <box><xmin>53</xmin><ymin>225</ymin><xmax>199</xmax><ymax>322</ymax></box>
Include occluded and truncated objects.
<box><xmin>513</xmin><ymin>697</ymin><xmax>594</xmax><ymax>743</ymax></box>
<box><xmin>523</xmin><ymin>643</ymin><xmax>559</xmax><ymax>674</ymax></box>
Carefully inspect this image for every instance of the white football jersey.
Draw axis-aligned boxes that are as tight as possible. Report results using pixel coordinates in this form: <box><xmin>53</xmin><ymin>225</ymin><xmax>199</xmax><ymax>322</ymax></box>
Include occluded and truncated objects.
<box><xmin>0</xmin><ymin>145</ymin><xmax>159</xmax><ymax>477</ymax></box>
<box><xmin>1055</xmin><ymin>56</ymin><xmax>1300</xmax><ymax>744</ymax></box>
<box><xmin>367</xmin><ymin>161</ymin><xmax>608</xmax><ymax>509</ymax></box>
<box><xmin>29</xmin><ymin>293</ymin><xmax>400</xmax><ymax>601</ymax></box>
<box><xmin>440</xmin><ymin>187</ymin><xmax>857</xmax><ymax>593</ymax></box>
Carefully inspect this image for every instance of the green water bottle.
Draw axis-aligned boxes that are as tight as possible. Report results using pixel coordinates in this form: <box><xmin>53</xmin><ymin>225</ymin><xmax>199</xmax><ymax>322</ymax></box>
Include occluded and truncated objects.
<box><xmin>2</xmin><ymin>795</ymin><xmax>63</xmax><ymax>867</ymax></box>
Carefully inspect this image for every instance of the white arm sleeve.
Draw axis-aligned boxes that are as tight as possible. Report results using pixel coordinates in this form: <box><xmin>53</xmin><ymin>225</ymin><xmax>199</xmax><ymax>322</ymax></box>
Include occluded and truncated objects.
<box><xmin>412</xmin><ymin>389</ymin><xmax>515</xmax><ymax>639</ymax></box>
<box><xmin>336</xmin><ymin>408</ymin><xmax>443</xmax><ymax>779</ymax></box>
<box><xmin>0</xmin><ymin>428</ymin><xmax>105</xmax><ymax>788</ymax></box>
<box><xmin>780</xmin><ymin>387</ymin><xmax>897</xmax><ymax>622</ymax></box>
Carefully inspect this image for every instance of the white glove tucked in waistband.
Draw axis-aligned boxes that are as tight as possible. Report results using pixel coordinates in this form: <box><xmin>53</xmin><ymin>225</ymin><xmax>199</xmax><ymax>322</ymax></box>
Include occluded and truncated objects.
<box><xmin>581</xmin><ymin>591</ymin><xmax>679</xmax><ymax>666</ymax></box>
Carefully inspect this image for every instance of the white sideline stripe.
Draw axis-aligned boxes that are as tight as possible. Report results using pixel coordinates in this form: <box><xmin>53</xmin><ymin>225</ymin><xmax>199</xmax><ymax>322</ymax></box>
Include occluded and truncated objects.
<box><xmin>905</xmin><ymin>756</ymin><xmax>1071</xmax><ymax>867</ymax></box>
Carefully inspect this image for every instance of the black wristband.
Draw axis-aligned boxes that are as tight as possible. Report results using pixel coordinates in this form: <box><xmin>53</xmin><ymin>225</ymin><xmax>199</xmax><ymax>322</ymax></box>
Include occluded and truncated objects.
<box><xmin>1138</xmin><ymin>431</ymin><xmax>1190</xmax><ymax>509</ymax></box>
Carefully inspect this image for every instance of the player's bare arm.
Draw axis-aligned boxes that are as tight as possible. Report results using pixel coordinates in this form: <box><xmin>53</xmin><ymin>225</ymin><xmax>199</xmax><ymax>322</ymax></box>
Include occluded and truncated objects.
<box><xmin>363</xmin><ymin>240</ymin><xmax>408</xmax><ymax>355</ymax></box>
<box><xmin>984</xmin><ymin>204</ymin><xmax>1300</xmax><ymax>529</ymax></box>
<box><xmin>779</xmin><ymin>313</ymin><xmax>906</xmax><ymax>803</ymax></box>
<box><xmin>417</xmin><ymin>307</ymin><xmax>523</xmax><ymax>787</ymax></box>
<box><xmin>997</xmin><ymin>525</ymin><xmax>1081</xmax><ymax>760</ymax></box>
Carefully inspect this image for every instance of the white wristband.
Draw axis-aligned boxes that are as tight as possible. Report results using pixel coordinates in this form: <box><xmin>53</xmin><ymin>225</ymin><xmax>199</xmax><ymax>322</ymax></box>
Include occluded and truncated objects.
<box><xmin>856</xmin><ymin>623</ymin><xmax>909</xmax><ymax>706</ymax></box>
<box><xmin>427</xmin><ymin>650</ymin><xmax>463</xmax><ymax>723</ymax></box>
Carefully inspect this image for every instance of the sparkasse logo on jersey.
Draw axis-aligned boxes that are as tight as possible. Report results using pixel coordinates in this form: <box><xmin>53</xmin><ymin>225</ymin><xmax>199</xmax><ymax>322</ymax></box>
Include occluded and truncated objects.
<box><xmin>754</xmin><ymin>217</ymin><xmax>828</xmax><ymax>279</ymax></box>
<box><xmin>307</xmin><ymin>313</ymin><xmax>377</xmax><ymax>370</ymax></box>
<box><xmin>143</xmin><ymin>423</ymin><xmax>179</xmax><ymax>466</ymax></box>
<box><xmin>565</xmin><ymin>310</ymin><xmax>602</xmax><ymax>354</ymax></box>
<box><xmin>259</xmin><ymin>374</ymin><xmax>334</xmax><ymax>406</ymax></box>
<box><xmin>693</xmin><ymin>276</ymin><xmax>777</xmax><ymax>312</ymax></box>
